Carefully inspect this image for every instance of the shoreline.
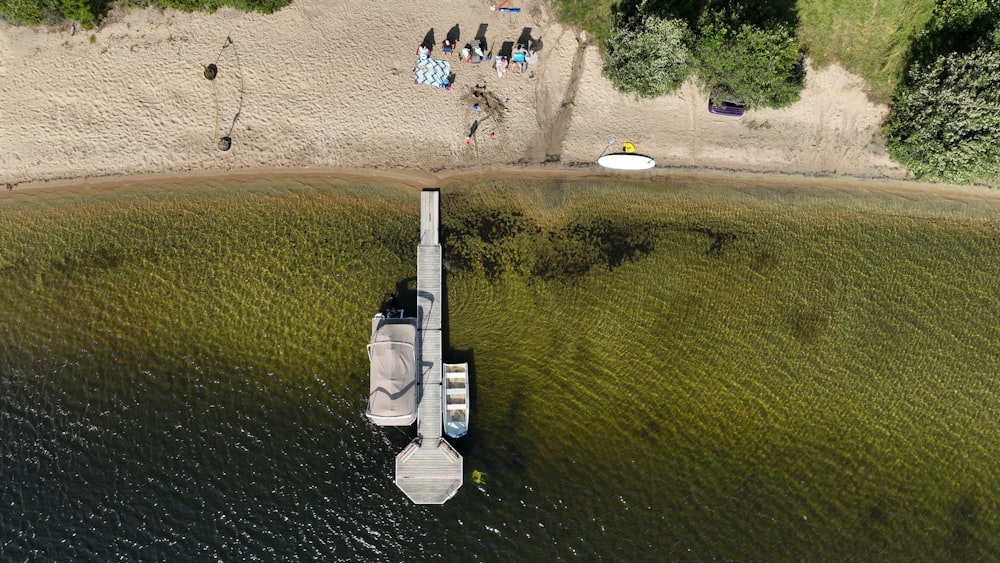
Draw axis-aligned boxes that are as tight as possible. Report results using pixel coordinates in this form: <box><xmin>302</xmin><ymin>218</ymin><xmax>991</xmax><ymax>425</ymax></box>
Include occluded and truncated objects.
<box><xmin>5</xmin><ymin>163</ymin><xmax>1000</xmax><ymax>206</ymax></box>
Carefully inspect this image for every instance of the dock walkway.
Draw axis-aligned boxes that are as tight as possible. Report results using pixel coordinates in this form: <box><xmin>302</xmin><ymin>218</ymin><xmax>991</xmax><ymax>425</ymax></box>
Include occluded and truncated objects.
<box><xmin>394</xmin><ymin>189</ymin><xmax>463</xmax><ymax>504</ymax></box>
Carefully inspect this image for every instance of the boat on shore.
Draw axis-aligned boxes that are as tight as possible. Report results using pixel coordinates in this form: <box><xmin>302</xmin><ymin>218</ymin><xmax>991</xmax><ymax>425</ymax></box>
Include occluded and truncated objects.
<box><xmin>597</xmin><ymin>152</ymin><xmax>656</xmax><ymax>170</ymax></box>
<box><xmin>442</xmin><ymin>363</ymin><xmax>469</xmax><ymax>438</ymax></box>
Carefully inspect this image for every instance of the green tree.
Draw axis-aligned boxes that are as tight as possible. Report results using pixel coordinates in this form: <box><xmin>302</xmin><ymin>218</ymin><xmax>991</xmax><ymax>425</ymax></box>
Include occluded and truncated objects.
<box><xmin>885</xmin><ymin>48</ymin><xmax>1000</xmax><ymax>184</ymax></box>
<box><xmin>1</xmin><ymin>0</ymin><xmax>290</xmax><ymax>27</ymax></box>
<box><xmin>58</xmin><ymin>0</ymin><xmax>95</xmax><ymax>28</ymax></box>
<box><xmin>694</xmin><ymin>7</ymin><xmax>803</xmax><ymax>109</ymax></box>
<box><xmin>907</xmin><ymin>0</ymin><xmax>1000</xmax><ymax>67</ymax></box>
<box><xmin>602</xmin><ymin>14</ymin><xmax>694</xmax><ymax>99</ymax></box>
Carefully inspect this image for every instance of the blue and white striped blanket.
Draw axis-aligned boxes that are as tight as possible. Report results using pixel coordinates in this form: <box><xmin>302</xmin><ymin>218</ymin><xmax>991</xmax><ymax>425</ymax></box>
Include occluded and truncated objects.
<box><xmin>414</xmin><ymin>58</ymin><xmax>451</xmax><ymax>89</ymax></box>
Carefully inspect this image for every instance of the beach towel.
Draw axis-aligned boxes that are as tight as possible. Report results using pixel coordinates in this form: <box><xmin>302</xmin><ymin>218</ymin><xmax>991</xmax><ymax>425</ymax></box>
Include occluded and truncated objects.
<box><xmin>414</xmin><ymin>58</ymin><xmax>451</xmax><ymax>89</ymax></box>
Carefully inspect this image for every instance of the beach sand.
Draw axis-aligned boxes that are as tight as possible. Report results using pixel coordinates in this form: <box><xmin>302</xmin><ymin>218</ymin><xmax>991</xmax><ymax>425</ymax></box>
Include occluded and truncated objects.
<box><xmin>0</xmin><ymin>0</ymin><xmax>952</xmax><ymax>192</ymax></box>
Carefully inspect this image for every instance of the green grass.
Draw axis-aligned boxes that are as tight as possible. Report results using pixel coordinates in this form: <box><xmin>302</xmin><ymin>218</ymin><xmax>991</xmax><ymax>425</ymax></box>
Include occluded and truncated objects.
<box><xmin>796</xmin><ymin>0</ymin><xmax>936</xmax><ymax>103</ymax></box>
<box><xmin>554</xmin><ymin>0</ymin><xmax>616</xmax><ymax>45</ymax></box>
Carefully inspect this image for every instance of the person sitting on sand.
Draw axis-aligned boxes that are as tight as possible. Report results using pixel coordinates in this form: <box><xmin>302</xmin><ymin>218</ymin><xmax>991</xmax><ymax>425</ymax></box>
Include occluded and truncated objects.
<box><xmin>442</xmin><ymin>39</ymin><xmax>454</xmax><ymax>56</ymax></box>
<box><xmin>512</xmin><ymin>44</ymin><xmax>528</xmax><ymax>73</ymax></box>
<box><xmin>494</xmin><ymin>55</ymin><xmax>508</xmax><ymax>78</ymax></box>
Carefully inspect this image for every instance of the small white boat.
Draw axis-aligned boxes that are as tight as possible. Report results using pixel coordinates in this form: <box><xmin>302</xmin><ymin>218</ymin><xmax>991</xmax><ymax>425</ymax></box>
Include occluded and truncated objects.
<box><xmin>597</xmin><ymin>152</ymin><xmax>656</xmax><ymax>170</ymax></box>
<box><xmin>442</xmin><ymin>363</ymin><xmax>469</xmax><ymax>438</ymax></box>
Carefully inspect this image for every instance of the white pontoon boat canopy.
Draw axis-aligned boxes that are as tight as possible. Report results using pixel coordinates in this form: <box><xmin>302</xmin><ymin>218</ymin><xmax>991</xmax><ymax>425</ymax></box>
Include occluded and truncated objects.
<box><xmin>366</xmin><ymin>317</ymin><xmax>418</xmax><ymax>426</ymax></box>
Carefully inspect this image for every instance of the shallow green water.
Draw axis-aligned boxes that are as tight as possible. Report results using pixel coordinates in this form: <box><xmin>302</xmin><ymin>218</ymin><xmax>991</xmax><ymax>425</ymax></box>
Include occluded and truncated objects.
<box><xmin>1</xmin><ymin>177</ymin><xmax>998</xmax><ymax>560</ymax></box>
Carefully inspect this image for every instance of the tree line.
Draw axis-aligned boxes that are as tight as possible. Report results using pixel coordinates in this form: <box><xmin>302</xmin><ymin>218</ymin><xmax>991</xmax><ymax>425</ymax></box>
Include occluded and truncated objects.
<box><xmin>884</xmin><ymin>0</ymin><xmax>1000</xmax><ymax>184</ymax></box>
<box><xmin>601</xmin><ymin>1</ymin><xmax>804</xmax><ymax>109</ymax></box>
<box><xmin>0</xmin><ymin>0</ymin><xmax>289</xmax><ymax>28</ymax></box>
<box><xmin>602</xmin><ymin>0</ymin><xmax>1000</xmax><ymax>185</ymax></box>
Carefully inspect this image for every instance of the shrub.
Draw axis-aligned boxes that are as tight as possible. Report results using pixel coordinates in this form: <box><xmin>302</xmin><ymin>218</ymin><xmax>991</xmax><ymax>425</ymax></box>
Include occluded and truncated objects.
<box><xmin>602</xmin><ymin>14</ymin><xmax>694</xmax><ymax>99</ymax></box>
<box><xmin>0</xmin><ymin>0</ymin><xmax>290</xmax><ymax>27</ymax></box>
<box><xmin>0</xmin><ymin>0</ymin><xmax>58</xmax><ymax>25</ymax></box>
<box><xmin>906</xmin><ymin>0</ymin><xmax>1000</xmax><ymax>67</ymax></box>
<box><xmin>885</xmin><ymin>48</ymin><xmax>1000</xmax><ymax>183</ymax></box>
<box><xmin>131</xmin><ymin>0</ymin><xmax>290</xmax><ymax>14</ymax></box>
<box><xmin>58</xmin><ymin>0</ymin><xmax>95</xmax><ymax>28</ymax></box>
<box><xmin>694</xmin><ymin>7</ymin><xmax>803</xmax><ymax>109</ymax></box>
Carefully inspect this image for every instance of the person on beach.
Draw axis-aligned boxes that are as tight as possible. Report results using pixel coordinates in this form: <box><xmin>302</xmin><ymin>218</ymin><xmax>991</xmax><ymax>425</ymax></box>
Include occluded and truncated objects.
<box><xmin>512</xmin><ymin>44</ymin><xmax>528</xmax><ymax>73</ymax></box>
<box><xmin>494</xmin><ymin>56</ymin><xmax>508</xmax><ymax>78</ymax></box>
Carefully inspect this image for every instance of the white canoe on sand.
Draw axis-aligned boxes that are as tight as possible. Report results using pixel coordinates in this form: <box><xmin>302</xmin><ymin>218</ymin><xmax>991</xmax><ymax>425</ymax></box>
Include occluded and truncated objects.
<box><xmin>598</xmin><ymin>152</ymin><xmax>656</xmax><ymax>170</ymax></box>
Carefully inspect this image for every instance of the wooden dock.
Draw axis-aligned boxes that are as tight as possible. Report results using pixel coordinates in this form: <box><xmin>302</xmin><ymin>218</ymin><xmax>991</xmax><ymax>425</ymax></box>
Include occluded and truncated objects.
<box><xmin>394</xmin><ymin>188</ymin><xmax>463</xmax><ymax>504</ymax></box>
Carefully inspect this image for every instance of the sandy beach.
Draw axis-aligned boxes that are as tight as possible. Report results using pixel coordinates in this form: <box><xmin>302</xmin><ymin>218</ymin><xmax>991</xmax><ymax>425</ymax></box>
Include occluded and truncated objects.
<box><xmin>0</xmin><ymin>0</ymin><xmax>957</xmax><ymax>192</ymax></box>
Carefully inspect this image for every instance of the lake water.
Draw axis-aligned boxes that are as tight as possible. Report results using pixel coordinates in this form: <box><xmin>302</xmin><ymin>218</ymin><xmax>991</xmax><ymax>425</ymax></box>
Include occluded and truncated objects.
<box><xmin>1</xmin><ymin>177</ymin><xmax>998</xmax><ymax>560</ymax></box>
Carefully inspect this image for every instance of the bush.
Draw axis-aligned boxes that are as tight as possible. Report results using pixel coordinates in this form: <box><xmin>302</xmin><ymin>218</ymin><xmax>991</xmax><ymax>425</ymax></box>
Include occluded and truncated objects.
<box><xmin>0</xmin><ymin>0</ymin><xmax>58</xmax><ymax>25</ymax></box>
<box><xmin>602</xmin><ymin>14</ymin><xmax>694</xmax><ymax>99</ymax></box>
<box><xmin>141</xmin><ymin>0</ymin><xmax>289</xmax><ymax>13</ymax></box>
<box><xmin>694</xmin><ymin>7</ymin><xmax>803</xmax><ymax>109</ymax></box>
<box><xmin>885</xmin><ymin>48</ymin><xmax>1000</xmax><ymax>183</ymax></box>
<box><xmin>59</xmin><ymin>0</ymin><xmax>95</xmax><ymax>28</ymax></box>
<box><xmin>0</xmin><ymin>0</ymin><xmax>290</xmax><ymax>27</ymax></box>
<box><xmin>906</xmin><ymin>0</ymin><xmax>1000</xmax><ymax>67</ymax></box>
